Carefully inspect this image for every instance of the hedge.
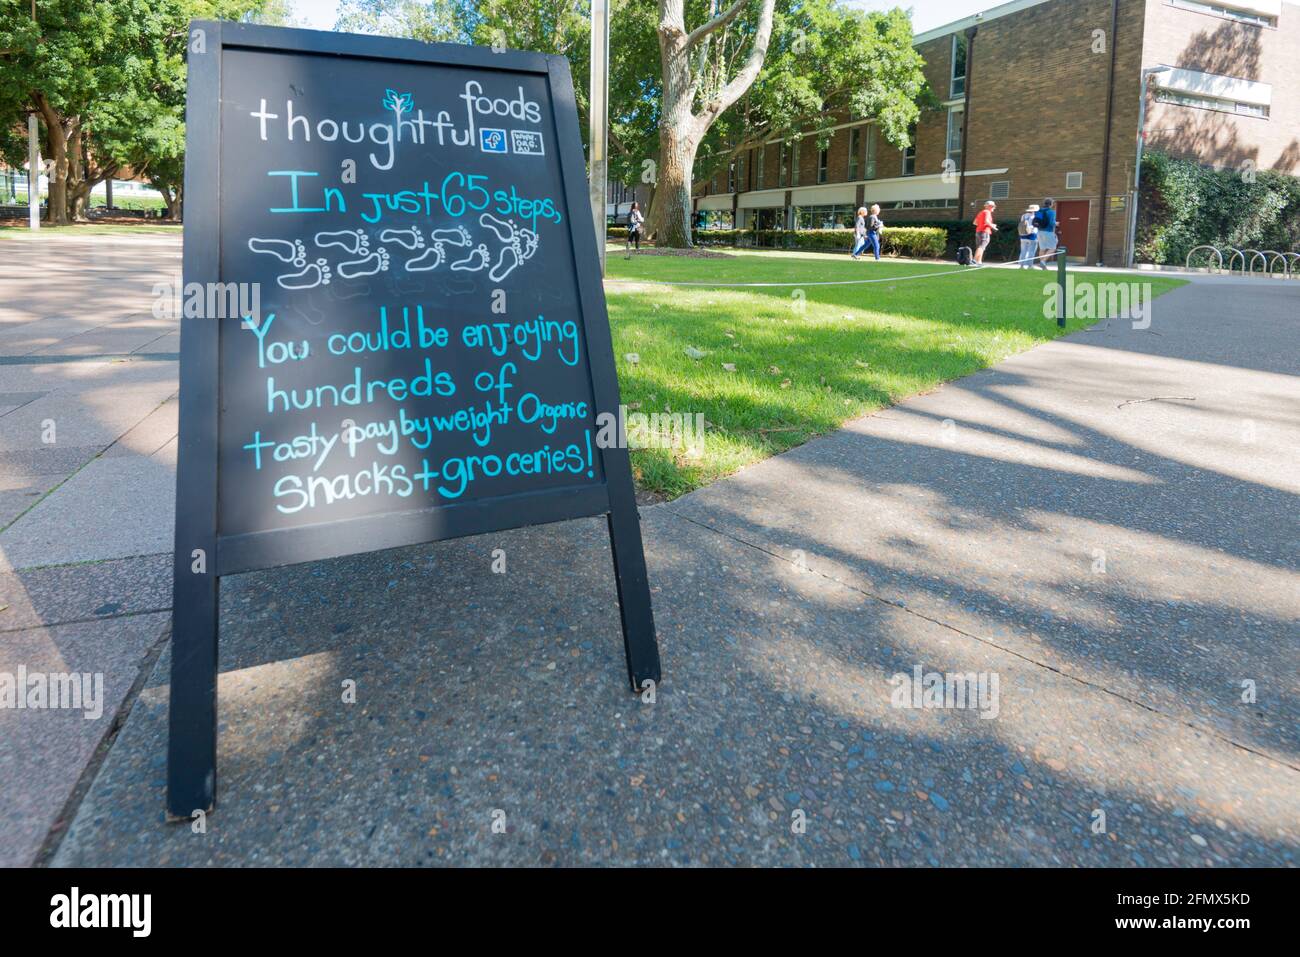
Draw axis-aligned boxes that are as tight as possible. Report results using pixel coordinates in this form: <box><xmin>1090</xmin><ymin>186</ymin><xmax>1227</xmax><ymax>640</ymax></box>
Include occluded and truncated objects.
<box><xmin>1137</xmin><ymin>150</ymin><xmax>1300</xmax><ymax>265</ymax></box>
<box><xmin>690</xmin><ymin>226</ymin><xmax>948</xmax><ymax>259</ymax></box>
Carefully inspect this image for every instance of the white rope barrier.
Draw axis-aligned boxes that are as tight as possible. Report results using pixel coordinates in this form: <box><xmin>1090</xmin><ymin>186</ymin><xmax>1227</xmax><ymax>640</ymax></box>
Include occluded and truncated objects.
<box><xmin>604</xmin><ymin>250</ymin><xmax>1061</xmax><ymax>289</ymax></box>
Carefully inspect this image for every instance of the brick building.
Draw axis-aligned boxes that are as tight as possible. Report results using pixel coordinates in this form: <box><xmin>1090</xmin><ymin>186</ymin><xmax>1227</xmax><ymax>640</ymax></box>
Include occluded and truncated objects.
<box><xmin>692</xmin><ymin>0</ymin><xmax>1299</xmax><ymax>264</ymax></box>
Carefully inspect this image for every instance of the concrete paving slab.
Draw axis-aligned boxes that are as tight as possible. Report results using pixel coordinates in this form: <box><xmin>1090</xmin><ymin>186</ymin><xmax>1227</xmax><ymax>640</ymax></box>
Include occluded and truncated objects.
<box><xmin>0</xmin><ymin>446</ymin><xmax>103</xmax><ymax>480</ymax></box>
<box><xmin>0</xmin><ymin>475</ymin><xmax>63</xmax><ymax>529</ymax></box>
<box><xmin>0</xmin><ymin>611</ymin><xmax>168</xmax><ymax>868</ymax></box>
<box><xmin>0</xmin><ymin>454</ymin><xmax>175</xmax><ymax>572</ymax></box>
<box><xmin>49</xmin><ymin>513</ymin><xmax>1296</xmax><ymax>866</ymax></box>
<box><xmin>0</xmin><ymin>386</ymin><xmax>176</xmax><ymax>453</ymax></box>
<box><xmin>101</xmin><ymin>395</ymin><xmax>177</xmax><ymax>458</ymax></box>
<box><xmin>0</xmin><ymin>553</ymin><xmax>171</xmax><ymax>632</ymax></box>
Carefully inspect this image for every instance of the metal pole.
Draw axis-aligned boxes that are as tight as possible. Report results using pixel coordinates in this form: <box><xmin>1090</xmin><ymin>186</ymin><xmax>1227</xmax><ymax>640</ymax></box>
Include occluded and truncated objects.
<box><xmin>1127</xmin><ymin>67</ymin><xmax>1167</xmax><ymax>268</ymax></box>
<box><xmin>27</xmin><ymin>113</ymin><xmax>40</xmax><ymax>230</ymax></box>
<box><xmin>589</xmin><ymin>0</ymin><xmax>609</xmax><ymax>276</ymax></box>
<box><xmin>1056</xmin><ymin>245</ymin><xmax>1068</xmax><ymax>328</ymax></box>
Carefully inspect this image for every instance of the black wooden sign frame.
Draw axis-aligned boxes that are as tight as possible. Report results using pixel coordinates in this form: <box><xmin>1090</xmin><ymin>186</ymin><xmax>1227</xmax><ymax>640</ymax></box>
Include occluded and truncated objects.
<box><xmin>168</xmin><ymin>21</ymin><xmax>660</xmax><ymax>819</ymax></box>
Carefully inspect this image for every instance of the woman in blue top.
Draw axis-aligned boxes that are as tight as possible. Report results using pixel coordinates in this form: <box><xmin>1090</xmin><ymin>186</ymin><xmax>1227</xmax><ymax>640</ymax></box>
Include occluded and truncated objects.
<box><xmin>1033</xmin><ymin>198</ymin><xmax>1058</xmax><ymax>269</ymax></box>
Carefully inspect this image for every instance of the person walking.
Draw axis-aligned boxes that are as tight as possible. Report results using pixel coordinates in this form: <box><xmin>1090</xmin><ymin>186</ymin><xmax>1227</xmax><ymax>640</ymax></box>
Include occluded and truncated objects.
<box><xmin>1018</xmin><ymin>203</ymin><xmax>1039</xmax><ymax>268</ymax></box>
<box><xmin>973</xmin><ymin>200</ymin><xmax>997</xmax><ymax>265</ymax></box>
<box><xmin>865</xmin><ymin>204</ymin><xmax>884</xmax><ymax>261</ymax></box>
<box><xmin>626</xmin><ymin>201</ymin><xmax>644</xmax><ymax>257</ymax></box>
<box><xmin>1033</xmin><ymin>198</ymin><xmax>1058</xmax><ymax>269</ymax></box>
<box><xmin>851</xmin><ymin>206</ymin><xmax>868</xmax><ymax>259</ymax></box>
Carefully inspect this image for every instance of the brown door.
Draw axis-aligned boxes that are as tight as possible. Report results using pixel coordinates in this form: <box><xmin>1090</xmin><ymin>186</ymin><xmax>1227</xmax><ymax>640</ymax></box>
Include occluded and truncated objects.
<box><xmin>1056</xmin><ymin>200</ymin><xmax>1090</xmax><ymax>260</ymax></box>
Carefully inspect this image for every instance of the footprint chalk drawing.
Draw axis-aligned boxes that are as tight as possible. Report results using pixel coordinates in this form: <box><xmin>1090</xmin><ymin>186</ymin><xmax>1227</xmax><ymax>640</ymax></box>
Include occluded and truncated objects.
<box><xmin>480</xmin><ymin>213</ymin><xmax>540</xmax><ymax>281</ymax></box>
<box><xmin>336</xmin><ymin>246</ymin><xmax>391</xmax><ymax>279</ymax></box>
<box><xmin>430</xmin><ymin>226</ymin><xmax>472</xmax><ymax>247</ymax></box>
<box><xmin>451</xmin><ymin>243</ymin><xmax>490</xmax><ymax>273</ymax></box>
<box><xmin>378</xmin><ymin>226</ymin><xmax>424</xmax><ymax>251</ymax></box>
<box><xmin>405</xmin><ymin>243</ymin><xmax>445</xmax><ymax>272</ymax></box>
<box><xmin>248</xmin><ymin>237</ymin><xmax>307</xmax><ymax>267</ymax></box>
<box><xmin>404</xmin><ymin>226</ymin><xmax>471</xmax><ymax>273</ymax></box>
<box><xmin>314</xmin><ymin>228</ymin><xmax>369</xmax><ymax>256</ymax></box>
<box><xmin>478</xmin><ymin>212</ymin><xmax>515</xmax><ymax>243</ymax></box>
<box><xmin>279</xmin><ymin>257</ymin><xmax>332</xmax><ymax>290</ymax></box>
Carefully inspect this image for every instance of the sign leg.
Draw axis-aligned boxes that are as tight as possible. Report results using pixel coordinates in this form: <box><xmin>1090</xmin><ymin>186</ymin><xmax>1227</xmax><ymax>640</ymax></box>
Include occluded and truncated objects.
<box><xmin>167</xmin><ymin>563</ymin><xmax>219</xmax><ymax>820</ymax></box>
<box><xmin>606</xmin><ymin>509</ymin><xmax>661</xmax><ymax>692</ymax></box>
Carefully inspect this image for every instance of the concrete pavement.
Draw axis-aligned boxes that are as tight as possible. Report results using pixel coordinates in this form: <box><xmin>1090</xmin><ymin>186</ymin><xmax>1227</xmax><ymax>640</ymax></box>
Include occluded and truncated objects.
<box><xmin>1</xmin><ymin>235</ymin><xmax>1295</xmax><ymax>866</ymax></box>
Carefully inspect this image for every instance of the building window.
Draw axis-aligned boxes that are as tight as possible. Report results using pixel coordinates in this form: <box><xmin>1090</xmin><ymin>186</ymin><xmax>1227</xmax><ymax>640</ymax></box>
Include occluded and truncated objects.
<box><xmin>865</xmin><ymin>126</ymin><xmax>877</xmax><ymax>179</ymax></box>
<box><xmin>778</xmin><ymin>144</ymin><xmax>788</xmax><ymax>187</ymax></box>
<box><xmin>990</xmin><ymin>181</ymin><xmax>1010</xmax><ymax>200</ymax></box>
<box><xmin>848</xmin><ymin>128</ymin><xmax>861</xmax><ymax>181</ymax></box>
<box><xmin>946</xmin><ymin>107</ymin><xmax>963</xmax><ymax>170</ymax></box>
<box><xmin>951</xmin><ymin>33</ymin><xmax>969</xmax><ymax>97</ymax></box>
<box><xmin>817</xmin><ymin>144</ymin><xmax>829</xmax><ymax>184</ymax></box>
<box><xmin>902</xmin><ymin>125</ymin><xmax>917</xmax><ymax>176</ymax></box>
<box><xmin>728</xmin><ymin>161</ymin><xmax>736</xmax><ymax>193</ymax></box>
<box><xmin>793</xmin><ymin>204</ymin><xmax>857</xmax><ymax>230</ymax></box>
<box><xmin>756</xmin><ymin>148</ymin><xmax>765</xmax><ymax>188</ymax></box>
<box><xmin>1156</xmin><ymin>88</ymin><xmax>1270</xmax><ymax>116</ymax></box>
<box><xmin>1167</xmin><ymin>0</ymin><xmax>1277</xmax><ymax>28</ymax></box>
<box><xmin>1066</xmin><ymin>171</ymin><xmax>1083</xmax><ymax>189</ymax></box>
<box><xmin>877</xmin><ymin>199</ymin><xmax>960</xmax><ymax>210</ymax></box>
<box><xmin>792</xmin><ymin>140</ymin><xmax>801</xmax><ymax>186</ymax></box>
<box><xmin>697</xmin><ymin>209</ymin><xmax>735</xmax><ymax>230</ymax></box>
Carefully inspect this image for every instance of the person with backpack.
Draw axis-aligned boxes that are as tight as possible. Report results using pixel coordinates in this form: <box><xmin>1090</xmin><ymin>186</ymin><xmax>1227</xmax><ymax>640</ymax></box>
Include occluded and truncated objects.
<box><xmin>1018</xmin><ymin>204</ymin><xmax>1039</xmax><ymax>268</ymax></box>
<box><xmin>973</xmin><ymin>200</ymin><xmax>997</xmax><ymax>265</ymax></box>
<box><xmin>626</xmin><ymin>201</ymin><xmax>644</xmax><ymax>257</ymax></box>
<box><xmin>1032</xmin><ymin>198</ymin><xmax>1057</xmax><ymax>269</ymax></box>
<box><xmin>851</xmin><ymin>206</ymin><xmax>868</xmax><ymax>259</ymax></box>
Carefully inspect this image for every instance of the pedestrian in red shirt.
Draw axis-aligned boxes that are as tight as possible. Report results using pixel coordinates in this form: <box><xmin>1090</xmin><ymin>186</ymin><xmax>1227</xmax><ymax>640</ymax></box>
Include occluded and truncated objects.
<box><xmin>973</xmin><ymin>201</ymin><xmax>998</xmax><ymax>265</ymax></box>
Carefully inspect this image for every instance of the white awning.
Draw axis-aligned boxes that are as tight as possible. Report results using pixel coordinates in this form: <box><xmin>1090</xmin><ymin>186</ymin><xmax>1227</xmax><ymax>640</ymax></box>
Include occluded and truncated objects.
<box><xmin>1153</xmin><ymin>66</ymin><xmax>1272</xmax><ymax>108</ymax></box>
<box><xmin>696</xmin><ymin>194</ymin><xmax>733</xmax><ymax>211</ymax></box>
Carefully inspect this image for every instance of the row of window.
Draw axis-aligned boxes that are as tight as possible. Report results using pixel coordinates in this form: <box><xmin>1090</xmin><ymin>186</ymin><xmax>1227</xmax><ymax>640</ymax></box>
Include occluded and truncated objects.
<box><xmin>1156</xmin><ymin>88</ymin><xmax>1270</xmax><ymax>117</ymax></box>
<box><xmin>696</xmin><ymin>200</ymin><xmax>966</xmax><ymax>233</ymax></box>
<box><xmin>1168</xmin><ymin>0</ymin><xmax>1278</xmax><ymax>28</ymax></box>
<box><xmin>710</xmin><ymin>105</ymin><xmax>967</xmax><ymax>194</ymax></box>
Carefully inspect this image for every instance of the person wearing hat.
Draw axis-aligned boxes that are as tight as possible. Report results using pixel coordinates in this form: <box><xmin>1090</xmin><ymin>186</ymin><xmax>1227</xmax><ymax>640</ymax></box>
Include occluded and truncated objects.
<box><xmin>1033</xmin><ymin>198</ymin><xmax>1058</xmax><ymax>269</ymax></box>
<box><xmin>973</xmin><ymin>200</ymin><xmax>997</xmax><ymax>265</ymax></box>
<box><xmin>1018</xmin><ymin>204</ymin><xmax>1040</xmax><ymax>269</ymax></box>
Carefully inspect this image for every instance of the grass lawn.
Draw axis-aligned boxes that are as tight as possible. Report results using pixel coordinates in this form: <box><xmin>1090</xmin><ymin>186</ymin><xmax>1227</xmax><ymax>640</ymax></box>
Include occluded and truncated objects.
<box><xmin>0</xmin><ymin>222</ymin><xmax>182</xmax><ymax>238</ymax></box>
<box><xmin>604</xmin><ymin>249</ymin><xmax>1186</xmax><ymax>498</ymax></box>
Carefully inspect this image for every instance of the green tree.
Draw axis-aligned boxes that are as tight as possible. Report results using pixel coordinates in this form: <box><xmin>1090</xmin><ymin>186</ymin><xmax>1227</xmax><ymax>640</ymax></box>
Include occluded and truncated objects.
<box><xmin>0</xmin><ymin>0</ymin><xmax>274</xmax><ymax>223</ymax></box>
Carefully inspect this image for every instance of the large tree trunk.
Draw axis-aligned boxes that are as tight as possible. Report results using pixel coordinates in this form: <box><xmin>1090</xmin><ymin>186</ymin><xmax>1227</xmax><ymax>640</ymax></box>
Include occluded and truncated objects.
<box><xmin>649</xmin><ymin>98</ymin><xmax>702</xmax><ymax>247</ymax></box>
<box><xmin>649</xmin><ymin>0</ymin><xmax>775</xmax><ymax>247</ymax></box>
<box><xmin>68</xmin><ymin>125</ymin><xmax>90</xmax><ymax>222</ymax></box>
<box><xmin>157</xmin><ymin>181</ymin><xmax>182</xmax><ymax>220</ymax></box>
<box><xmin>33</xmin><ymin>94</ymin><xmax>74</xmax><ymax>226</ymax></box>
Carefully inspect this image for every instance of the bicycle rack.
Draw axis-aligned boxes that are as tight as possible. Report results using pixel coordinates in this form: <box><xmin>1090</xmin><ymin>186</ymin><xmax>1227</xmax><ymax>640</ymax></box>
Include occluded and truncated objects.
<box><xmin>1185</xmin><ymin>245</ymin><xmax>1223</xmax><ymax>272</ymax></box>
<box><xmin>1186</xmin><ymin>245</ymin><xmax>1297</xmax><ymax>277</ymax></box>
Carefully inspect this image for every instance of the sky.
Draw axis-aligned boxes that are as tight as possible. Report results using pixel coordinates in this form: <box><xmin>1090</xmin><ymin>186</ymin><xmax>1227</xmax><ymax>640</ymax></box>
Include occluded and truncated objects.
<box><xmin>289</xmin><ymin>1</ymin><xmax>1003</xmax><ymax>36</ymax></box>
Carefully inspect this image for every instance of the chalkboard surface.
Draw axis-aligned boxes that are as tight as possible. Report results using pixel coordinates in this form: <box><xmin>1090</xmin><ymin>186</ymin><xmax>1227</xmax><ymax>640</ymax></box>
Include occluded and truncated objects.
<box><xmin>169</xmin><ymin>22</ymin><xmax>660</xmax><ymax>817</ymax></box>
<box><xmin>218</xmin><ymin>46</ymin><xmax>602</xmax><ymax>539</ymax></box>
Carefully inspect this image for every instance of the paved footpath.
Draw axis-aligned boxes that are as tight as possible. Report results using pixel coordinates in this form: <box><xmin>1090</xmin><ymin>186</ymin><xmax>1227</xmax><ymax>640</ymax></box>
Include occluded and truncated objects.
<box><xmin>1</xmin><ymin>236</ymin><xmax>1295</xmax><ymax>866</ymax></box>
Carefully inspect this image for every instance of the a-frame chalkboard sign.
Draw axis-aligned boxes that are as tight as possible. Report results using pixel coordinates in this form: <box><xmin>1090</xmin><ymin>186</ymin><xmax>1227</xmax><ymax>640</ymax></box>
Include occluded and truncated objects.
<box><xmin>168</xmin><ymin>21</ymin><xmax>660</xmax><ymax>818</ymax></box>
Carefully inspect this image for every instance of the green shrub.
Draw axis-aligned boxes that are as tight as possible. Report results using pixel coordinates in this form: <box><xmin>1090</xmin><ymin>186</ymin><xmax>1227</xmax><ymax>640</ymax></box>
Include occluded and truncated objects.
<box><xmin>1137</xmin><ymin>150</ymin><xmax>1300</xmax><ymax>265</ymax></box>
<box><xmin>89</xmin><ymin>194</ymin><xmax>166</xmax><ymax>211</ymax></box>
<box><xmin>690</xmin><ymin>226</ymin><xmax>947</xmax><ymax>258</ymax></box>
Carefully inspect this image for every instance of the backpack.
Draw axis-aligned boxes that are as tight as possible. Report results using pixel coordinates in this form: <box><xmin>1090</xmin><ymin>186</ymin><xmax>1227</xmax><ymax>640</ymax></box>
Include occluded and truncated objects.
<box><xmin>1018</xmin><ymin>213</ymin><xmax>1035</xmax><ymax>237</ymax></box>
<box><xmin>956</xmin><ymin>246</ymin><xmax>973</xmax><ymax>266</ymax></box>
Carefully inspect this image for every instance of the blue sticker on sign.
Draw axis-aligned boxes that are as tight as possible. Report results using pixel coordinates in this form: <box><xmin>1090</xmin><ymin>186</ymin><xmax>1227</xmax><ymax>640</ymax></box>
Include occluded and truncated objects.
<box><xmin>480</xmin><ymin>128</ymin><xmax>507</xmax><ymax>153</ymax></box>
